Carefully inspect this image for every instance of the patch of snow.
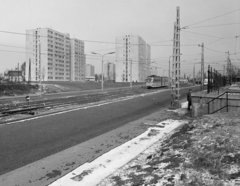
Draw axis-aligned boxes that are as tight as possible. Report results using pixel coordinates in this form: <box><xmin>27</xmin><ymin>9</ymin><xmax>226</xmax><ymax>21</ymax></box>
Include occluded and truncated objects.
<box><xmin>181</xmin><ymin>101</ymin><xmax>188</xmax><ymax>108</ymax></box>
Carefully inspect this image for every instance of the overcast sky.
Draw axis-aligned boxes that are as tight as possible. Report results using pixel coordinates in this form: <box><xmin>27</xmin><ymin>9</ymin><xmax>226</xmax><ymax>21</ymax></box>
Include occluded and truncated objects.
<box><xmin>0</xmin><ymin>0</ymin><xmax>239</xmax><ymax>77</ymax></box>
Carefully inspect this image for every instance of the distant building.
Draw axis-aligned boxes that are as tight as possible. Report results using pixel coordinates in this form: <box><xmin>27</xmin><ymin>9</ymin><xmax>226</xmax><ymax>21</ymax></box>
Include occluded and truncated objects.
<box><xmin>115</xmin><ymin>35</ymin><xmax>151</xmax><ymax>82</ymax></box>
<box><xmin>25</xmin><ymin>28</ymin><xmax>85</xmax><ymax>82</ymax></box>
<box><xmin>4</xmin><ymin>71</ymin><xmax>23</xmax><ymax>82</ymax></box>
<box><xmin>104</xmin><ymin>62</ymin><xmax>115</xmax><ymax>81</ymax></box>
<box><xmin>86</xmin><ymin>64</ymin><xmax>95</xmax><ymax>81</ymax></box>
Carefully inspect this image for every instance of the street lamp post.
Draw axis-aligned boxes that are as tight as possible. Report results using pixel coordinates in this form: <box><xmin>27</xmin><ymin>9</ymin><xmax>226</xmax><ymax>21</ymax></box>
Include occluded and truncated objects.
<box><xmin>169</xmin><ymin>55</ymin><xmax>173</xmax><ymax>88</ymax></box>
<box><xmin>130</xmin><ymin>59</ymin><xmax>133</xmax><ymax>88</ymax></box>
<box><xmin>91</xmin><ymin>51</ymin><xmax>115</xmax><ymax>91</ymax></box>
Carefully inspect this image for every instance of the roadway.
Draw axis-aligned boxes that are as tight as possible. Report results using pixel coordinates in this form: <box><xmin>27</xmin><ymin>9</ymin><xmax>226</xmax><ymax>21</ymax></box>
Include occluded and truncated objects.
<box><xmin>0</xmin><ymin>86</ymin><xmax>200</xmax><ymax>177</ymax></box>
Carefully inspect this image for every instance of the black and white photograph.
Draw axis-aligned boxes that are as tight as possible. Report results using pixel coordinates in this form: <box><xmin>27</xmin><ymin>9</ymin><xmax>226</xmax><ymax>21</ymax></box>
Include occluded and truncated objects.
<box><xmin>0</xmin><ymin>0</ymin><xmax>240</xmax><ymax>185</ymax></box>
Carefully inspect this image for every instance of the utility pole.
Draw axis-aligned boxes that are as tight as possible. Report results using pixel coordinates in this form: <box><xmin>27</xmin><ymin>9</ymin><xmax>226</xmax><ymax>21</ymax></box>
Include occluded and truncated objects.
<box><xmin>223</xmin><ymin>65</ymin><xmax>225</xmax><ymax>76</ymax></box>
<box><xmin>198</xmin><ymin>43</ymin><xmax>204</xmax><ymax>90</ymax></box>
<box><xmin>18</xmin><ymin>62</ymin><xmax>20</xmax><ymax>82</ymax></box>
<box><xmin>193</xmin><ymin>65</ymin><xmax>195</xmax><ymax>85</ymax></box>
<box><xmin>130</xmin><ymin>59</ymin><xmax>132</xmax><ymax>88</ymax></box>
<box><xmin>171</xmin><ymin>6</ymin><xmax>181</xmax><ymax>108</ymax></box>
<box><xmin>226</xmin><ymin>51</ymin><xmax>231</xmax><ymax>85</ymax></box>
<box><xmin>168</xmin><ymin>55</ymin><xmax>173</xmax><ymax>88</ymax></box>
<box><xmin>39</xmin><ymin>43</ymin><xmax>42</xmax><ymax>95</ymax></box>
<box><xmin>28</xmin><ymin>58</ymin><xmax>31</xmax><ymax>84</ymax></box>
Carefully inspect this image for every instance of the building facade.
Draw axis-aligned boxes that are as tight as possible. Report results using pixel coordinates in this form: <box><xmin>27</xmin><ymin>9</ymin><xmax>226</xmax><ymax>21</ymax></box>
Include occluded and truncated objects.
<box><xmin>25</xmin><ymin>28</ymin><xmax>85</xmax><ymax>82</ymax></box>
<box><xmin>85</xmin><ymin>64</ymin><xmax>95</xmax><ymax>81</ymax></box>
<box><xmin>115</xmin><ymin>35</ymin><xmax>151</xmax><ymax>82</ymax></box>
<box><xmin>104</xmin><ymin>62</ymin><xmax>115</xmax><ymax>81</ymax></box>
<box><xmin>70</xmin><ymin>38</ymin><xmax>86</xmax><ymax>81</ymax></box>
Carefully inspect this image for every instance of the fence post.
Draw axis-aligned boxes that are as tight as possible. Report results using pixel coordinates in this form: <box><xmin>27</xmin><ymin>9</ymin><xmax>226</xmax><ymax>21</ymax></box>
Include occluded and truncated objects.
<box><xmin>214</xmin><ymin>68</ymin><xmax>216</xmax><ymax>91</ymax></box>
<box><xmin>211</xmin><ymin>67</ymin><xmax>213</xmax><ymax>93</ymax></box>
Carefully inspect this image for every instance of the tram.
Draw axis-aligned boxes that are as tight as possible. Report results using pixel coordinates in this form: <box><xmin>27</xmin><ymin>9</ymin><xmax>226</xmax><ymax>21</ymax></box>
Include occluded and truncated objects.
<box><xmin>146</xmin><ymin>75</ymin><xmax>168</xmax><ymax>89</ymax></box>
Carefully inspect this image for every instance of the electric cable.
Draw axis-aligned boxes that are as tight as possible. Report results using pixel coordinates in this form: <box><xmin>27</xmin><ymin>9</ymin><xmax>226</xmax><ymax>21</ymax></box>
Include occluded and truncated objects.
<box><xmin>181</xmin><ymin>8</ymin><xmax>240</xmax><ymax>29</ymax></box>
<box><xmin>204</xmin><ymin>46</ymin><xmax>226</xmax><ymax>54</ymax></box>
<box><xmin>184</xmin><ymin>22</ymin><xmax>240</xmax><ymax>29</ymax></box>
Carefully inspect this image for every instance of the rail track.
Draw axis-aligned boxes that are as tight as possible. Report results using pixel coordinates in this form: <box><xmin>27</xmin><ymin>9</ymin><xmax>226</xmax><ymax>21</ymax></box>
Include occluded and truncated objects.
<box><xmin>0</xmin><ymin>87</ymin><xmax>166</xmax><ymax>117</ymax></box>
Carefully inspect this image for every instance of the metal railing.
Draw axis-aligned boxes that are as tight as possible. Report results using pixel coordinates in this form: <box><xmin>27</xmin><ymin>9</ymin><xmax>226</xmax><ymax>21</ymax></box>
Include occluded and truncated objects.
<box><xmin>207</xmin><ymin>91</ymin><xmax>240</xmax><ymax>114</ymax></box>
<box><xmin>207</xmin><ymin>65</ymin><xmax>227</xmax><ymax>94</ymax></box>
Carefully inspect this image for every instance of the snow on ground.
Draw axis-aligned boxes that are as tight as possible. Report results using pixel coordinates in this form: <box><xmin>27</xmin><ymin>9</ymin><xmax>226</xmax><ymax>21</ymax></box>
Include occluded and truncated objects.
<box><xmin>167</xmin><ymin>101</ymin><xmax>188</xmax><ymax>114</ymax></box>
<box><xmin>49</xmin><ymin>119</ymin><xmax>187</xmax><ymax>186</ymax></box>
<box><xmin>181</xmin><ymin>101</ymin><xmax>188</xmax><ymax>108</ymax></box>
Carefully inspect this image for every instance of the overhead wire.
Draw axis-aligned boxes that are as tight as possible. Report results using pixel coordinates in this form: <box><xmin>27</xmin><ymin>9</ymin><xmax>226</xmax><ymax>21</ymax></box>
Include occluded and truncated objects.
<box><xmin>204</xmin><ymin>46</ymin><xmax>226</xmax><ymax>54</ymax></box>
<box><xmin>0</xmin><ymin>30</ymin><xmax>174</xmax><ymax>47</ymax></box>
<box><xmin>181</xmin><ymin>8</ymin><xmax>240</xmax><ymax>29</ymax></box>
<box><xmin>205</xmin><ymin>38</ymin><xmax>223</xmax><ymax>46</ymax></box>
<box><xmin>0</xmin><ymin>23</ymin><xmax>238</xmax><ymax>70</ymax></box>
<box><xmin>183</xmin><ymin>22</ymin><xmax>240</xmax><ymax>29</ymax></box>
<box><xmin>181</xmin><ymin>30</ymin><xmax>224</xmax><ymax>39</ymax></box>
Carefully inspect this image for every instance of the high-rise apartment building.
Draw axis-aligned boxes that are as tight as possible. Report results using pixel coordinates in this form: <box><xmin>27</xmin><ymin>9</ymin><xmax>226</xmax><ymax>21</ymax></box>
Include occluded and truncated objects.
<box><xmin>104</xmin><ymin>62</ymin><xmax>115</xmax><ymax>81</ymax></box>
<box><xmin>25</xmin><ymin>28</ymin><xmax>85</xmax><ymax>82</ymax></box>
<box><xmin>115</xmin><ymin>35</ymin><xmax>151</xmax><ymax>82</ymax></box>
<box><xmin>85</xmin><ymin>64</ymin><xmax>95</xmax><ymax>81</ymax></box>
<box><xmin>86</xmin><ymin>64</ymin><xmax>95</xmax><ymax>77</ymax></box>
<box><xmin>70</xmin><ymin>38</ymin><xmax>85</xmax><ymax>81</ymax></box>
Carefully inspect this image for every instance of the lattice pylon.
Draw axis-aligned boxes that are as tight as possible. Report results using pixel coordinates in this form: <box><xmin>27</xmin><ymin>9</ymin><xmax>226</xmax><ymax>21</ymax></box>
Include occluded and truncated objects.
<box><xmin>171</xmin><ymin>6</ymin><xmax>181</xmax><ymax>108</ymax></box>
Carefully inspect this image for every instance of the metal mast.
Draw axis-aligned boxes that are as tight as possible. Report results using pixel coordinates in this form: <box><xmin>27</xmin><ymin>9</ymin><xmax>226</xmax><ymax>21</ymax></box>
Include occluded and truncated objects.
<box><xmin>199</xmin><ymin>43</ymin><xmax>204</xmax><ymax>89</ymax></box>
<box><xmin>226</xmin><ymin>51</ymin><xmax>231</xmax><ymax>85</ymax></box>
<box><xmin>171</xmin><ymin>6</ymin><xmax>181</xmax><ymax>108</ymax></box>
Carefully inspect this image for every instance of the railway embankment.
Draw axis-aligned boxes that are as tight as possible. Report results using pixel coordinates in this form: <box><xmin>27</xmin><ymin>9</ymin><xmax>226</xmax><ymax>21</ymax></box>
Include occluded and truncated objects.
<box><xmin>0</xmin><ymin>82</ymin><xmax>146</xmax><ymax>97</ymax></box>
<box><xmin>0</xmin><ymin>83</ymin><xmax>39</xmax><ymax>96</ymax></box>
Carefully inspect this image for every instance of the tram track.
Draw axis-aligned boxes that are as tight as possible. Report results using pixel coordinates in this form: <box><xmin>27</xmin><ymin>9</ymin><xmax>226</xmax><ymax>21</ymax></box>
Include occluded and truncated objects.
<box><xmin>0</xmin><ymin>87</ymin><xmax>167</xmax><ymax>119</ymax></box>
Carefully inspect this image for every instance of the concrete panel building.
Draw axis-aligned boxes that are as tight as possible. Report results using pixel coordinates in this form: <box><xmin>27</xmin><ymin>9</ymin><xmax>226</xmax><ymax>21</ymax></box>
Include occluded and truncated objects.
<box><xmin>104</xmin><ymin>62</ymin><xmax>115</xmax><ymax>81</ymax></box>
<box><xmin>115</xmin><ymin>35</ymin><xmax>151</xmax><ymax>82</ymax></box>
<box><xmin>70</xmin><ymin>38</ymin><xmax>86</xmax><ymax>81</ymax></box>
<box><xmin>25</xmin><ymin>28</ymin><xmax>85</xmax><ymax>82</ymax></box>
<box><xmin>86</xmin><ymin>64</ymin><xmax>95</xmax><ymax>81</ymax></box>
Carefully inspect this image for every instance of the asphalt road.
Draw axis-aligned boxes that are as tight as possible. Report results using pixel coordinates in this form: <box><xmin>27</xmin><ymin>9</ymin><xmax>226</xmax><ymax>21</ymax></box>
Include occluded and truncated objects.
<box><xmin>0</xmin><ymin>86</ymin><xmax>200</xmax><ymax>176</ymax></box>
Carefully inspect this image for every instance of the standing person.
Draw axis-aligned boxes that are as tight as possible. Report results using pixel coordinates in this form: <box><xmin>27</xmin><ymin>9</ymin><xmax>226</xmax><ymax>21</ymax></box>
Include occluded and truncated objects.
<box><xmin>187</xmin><ymin>89</ymin><xmax>192</xmax><ymax>110</ymax></box>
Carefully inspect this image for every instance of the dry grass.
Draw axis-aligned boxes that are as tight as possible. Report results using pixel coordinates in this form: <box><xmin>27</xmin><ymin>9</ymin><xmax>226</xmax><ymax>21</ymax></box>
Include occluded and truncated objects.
<box><xmin>177</xmin><ymin>115</ymin><xmax>240</xmax><ymax>185</ymax></box>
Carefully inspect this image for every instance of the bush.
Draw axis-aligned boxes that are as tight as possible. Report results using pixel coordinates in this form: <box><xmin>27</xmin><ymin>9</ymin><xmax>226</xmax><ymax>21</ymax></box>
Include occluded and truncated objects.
<box><xmin>0</xmin><ymin>83</ymin><xmax>39</xmax><ymax>96</ymax></box>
